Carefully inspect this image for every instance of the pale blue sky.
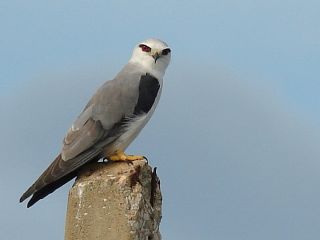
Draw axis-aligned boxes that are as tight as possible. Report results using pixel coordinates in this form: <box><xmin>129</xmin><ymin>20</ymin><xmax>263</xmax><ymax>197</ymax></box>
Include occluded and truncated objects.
<box><xmin>1</xmin><ymin>1</ymin><xmax>320</xmax><ymax>239</ymax></box>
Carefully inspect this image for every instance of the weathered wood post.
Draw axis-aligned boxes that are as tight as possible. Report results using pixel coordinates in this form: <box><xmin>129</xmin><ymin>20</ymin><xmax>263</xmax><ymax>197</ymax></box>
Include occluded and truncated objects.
<box><xmin>64</xmin><ymin>160</ymin><xmax>162</xmax><ymax>240</ymax></box>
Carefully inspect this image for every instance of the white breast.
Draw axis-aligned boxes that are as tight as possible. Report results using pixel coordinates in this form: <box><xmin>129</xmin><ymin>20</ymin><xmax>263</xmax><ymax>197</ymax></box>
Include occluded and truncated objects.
<box><xmin>108</xmin><ymin>82</ymin><xmax>163</xmax><ymax>153</ymax></box>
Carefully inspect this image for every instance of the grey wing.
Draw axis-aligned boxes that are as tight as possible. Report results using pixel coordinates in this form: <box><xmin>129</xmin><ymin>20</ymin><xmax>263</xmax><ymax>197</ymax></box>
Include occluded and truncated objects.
<box><xmin>61</xmin><ymin>105</ymin><xmax>104</xmax><ymax>160</ymax></box>
<box><xmin>61</xmin><ymin>75</ymin><xmax>135</xmax><ymax>161</ymax></box>
<box><xmin>20</xmin><ymin>67</ymin><xmax>142</xmax><ymax>207</ymax></box>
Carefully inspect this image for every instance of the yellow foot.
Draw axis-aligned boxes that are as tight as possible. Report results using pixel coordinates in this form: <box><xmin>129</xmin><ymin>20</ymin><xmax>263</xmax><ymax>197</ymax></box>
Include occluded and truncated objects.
<box><xmin>107</xmin><ymin>150</ymin><xmax>145</xmax><ymax>161</ymax></box>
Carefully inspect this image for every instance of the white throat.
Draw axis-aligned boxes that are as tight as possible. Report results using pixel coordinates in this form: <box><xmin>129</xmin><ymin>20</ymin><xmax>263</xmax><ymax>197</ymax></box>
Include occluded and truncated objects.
<box><xmin>129</xmin><ymin>58</ymin><xmax>167</xmax><ymax>79</ymax></box>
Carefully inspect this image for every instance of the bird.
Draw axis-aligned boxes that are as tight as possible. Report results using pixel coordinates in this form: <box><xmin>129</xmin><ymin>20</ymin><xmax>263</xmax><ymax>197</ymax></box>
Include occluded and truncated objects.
<box><xmin>20</xmin><ymin>38</ymin><xmax>171</xmax><ymax>208</ymax></box>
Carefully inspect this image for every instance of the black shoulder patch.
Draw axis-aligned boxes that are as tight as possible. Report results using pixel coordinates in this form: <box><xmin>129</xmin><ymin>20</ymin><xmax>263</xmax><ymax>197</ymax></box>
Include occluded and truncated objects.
<box><xmin>134</xmin><ymin>74</ymin><xmax>160</xmax><ymax>115</ymax></box>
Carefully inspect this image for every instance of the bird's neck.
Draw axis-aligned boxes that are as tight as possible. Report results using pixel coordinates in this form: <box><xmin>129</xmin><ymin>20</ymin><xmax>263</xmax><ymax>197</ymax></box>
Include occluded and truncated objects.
<box><xmin>129</xmin><ymin>60</ymin><xmax>165</xmax><ymax>80</ymax></box>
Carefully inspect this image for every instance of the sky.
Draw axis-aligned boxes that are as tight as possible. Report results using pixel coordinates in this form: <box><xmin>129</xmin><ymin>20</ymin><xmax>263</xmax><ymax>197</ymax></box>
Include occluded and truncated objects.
<box><xmin>1</xmin><ymin>0</ymin><xmax>320</xmax><ymax>239</ymax></box>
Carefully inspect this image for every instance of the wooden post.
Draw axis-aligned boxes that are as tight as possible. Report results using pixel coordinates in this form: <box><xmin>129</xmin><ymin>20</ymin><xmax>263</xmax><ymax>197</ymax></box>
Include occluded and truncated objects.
<box><xmin>64</xmin><ymin>160</ymin><xmax>162</xmax><ymax>240</ymax></box>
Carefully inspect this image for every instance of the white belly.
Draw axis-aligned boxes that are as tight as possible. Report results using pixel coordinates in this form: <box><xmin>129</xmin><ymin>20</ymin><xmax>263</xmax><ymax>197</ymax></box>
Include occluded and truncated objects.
<box><xmin>105</xmin><ymin>80</ymin><xmax>162</xmax><ymax>154</ymax></box>
<box><xmin>111</xmin><ymin>113</ymin><xmax>148</xmax><ymax>151</ymax></box>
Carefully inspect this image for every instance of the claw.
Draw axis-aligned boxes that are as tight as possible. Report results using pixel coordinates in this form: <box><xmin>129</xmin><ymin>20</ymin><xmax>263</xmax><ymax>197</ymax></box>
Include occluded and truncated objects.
<box><xmin>107</xmin><ymin>150</ymin><xmax>145</xmax><ymax>162</ymax></box>
<box><xmin>126</xmin><ymin>160</ymin><xmax>134</xmax><ymax>166</ymax></box>
<box><xmin>143</xmin><ymin>156</ymin><xmax>149</xmax><ymax>164</ymax></box>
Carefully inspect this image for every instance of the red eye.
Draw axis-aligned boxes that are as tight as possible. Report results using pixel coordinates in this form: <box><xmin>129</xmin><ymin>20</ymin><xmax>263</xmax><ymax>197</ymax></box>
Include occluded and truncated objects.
<box><xmin>139</xmin><ymin>44</ymin><xmax>151</xmax><ymax>52</ymax></box>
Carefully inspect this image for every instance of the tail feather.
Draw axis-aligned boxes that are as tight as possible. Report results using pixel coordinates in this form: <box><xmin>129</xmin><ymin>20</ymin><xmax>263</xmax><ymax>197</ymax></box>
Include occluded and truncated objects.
<box><xmin>26</xmin><ymin>171</ymin><xmax>77</xmax><ymax>208</ymax></box>
<box><xmin>20</xmin><ymin>185</ymin><xmax>35</xmax><ymax>203</ymax></box>
<box><xmin>20</xmin><ymin>150</ymin><xmax>101</xmax><ymax>207</ymax></box>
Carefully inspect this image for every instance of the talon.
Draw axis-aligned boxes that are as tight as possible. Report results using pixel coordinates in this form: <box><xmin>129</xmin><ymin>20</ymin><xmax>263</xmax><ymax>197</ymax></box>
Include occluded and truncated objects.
<box><xmin>126</xmin><ymin>160</ymin><xmax>134</xmax><ymax>165</ymax></box>
<box><xmin>143</xmin><ymin>156</ymin><xmax>149</xmax><ymax>164</ymax></box>
<box><xmin>106</xmin><ymin>150</ymin><xmax>145</xmax><ymax>162</ymax></box>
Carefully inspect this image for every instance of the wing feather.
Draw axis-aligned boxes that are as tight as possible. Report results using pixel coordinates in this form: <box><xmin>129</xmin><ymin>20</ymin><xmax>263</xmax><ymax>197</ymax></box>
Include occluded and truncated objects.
<box><xmin>62</xmin><ymin>117</ymin><xmax>105</xmax><ymax>160</ymax></box>
<box><xmin>20</xmin><ymin>65</ymin><xmax>143</xmax><ymax>206</ymax></box>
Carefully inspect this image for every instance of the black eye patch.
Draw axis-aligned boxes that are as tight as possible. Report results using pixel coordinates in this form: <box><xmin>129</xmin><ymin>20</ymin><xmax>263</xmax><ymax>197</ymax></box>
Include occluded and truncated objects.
<box><xmin>162</xmin><ymin>48</ymin><xmax>171</xmax><ymax>55</ymax></box>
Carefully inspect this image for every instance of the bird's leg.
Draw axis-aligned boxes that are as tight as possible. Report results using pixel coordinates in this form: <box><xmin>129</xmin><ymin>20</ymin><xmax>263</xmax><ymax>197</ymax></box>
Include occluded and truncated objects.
<box><xmin>107</xmin><ymin>150</ymin><xmax>145</xmax><ymax>161</ymax></box>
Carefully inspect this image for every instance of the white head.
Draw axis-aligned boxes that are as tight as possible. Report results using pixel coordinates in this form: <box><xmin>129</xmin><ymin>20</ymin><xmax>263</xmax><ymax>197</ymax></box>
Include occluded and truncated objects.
<box><xmin>129</xmin><ymin>38</ymin><xmax>171</xmax><ymax>79</ymax></box>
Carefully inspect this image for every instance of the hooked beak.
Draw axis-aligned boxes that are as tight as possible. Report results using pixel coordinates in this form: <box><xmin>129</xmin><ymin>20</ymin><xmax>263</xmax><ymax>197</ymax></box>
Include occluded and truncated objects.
<box><xmin>152</xmin><ymin>52</ymin><xmax>161</xmax><ymax>63</ymax></box>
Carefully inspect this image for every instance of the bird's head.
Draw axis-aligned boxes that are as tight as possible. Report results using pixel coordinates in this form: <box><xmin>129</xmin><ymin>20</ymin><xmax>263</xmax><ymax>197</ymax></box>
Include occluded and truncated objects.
<box><xmin>129</xmin><ymin>38</ymin><xmax>171</xmax><ymax>78</ymax></box>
